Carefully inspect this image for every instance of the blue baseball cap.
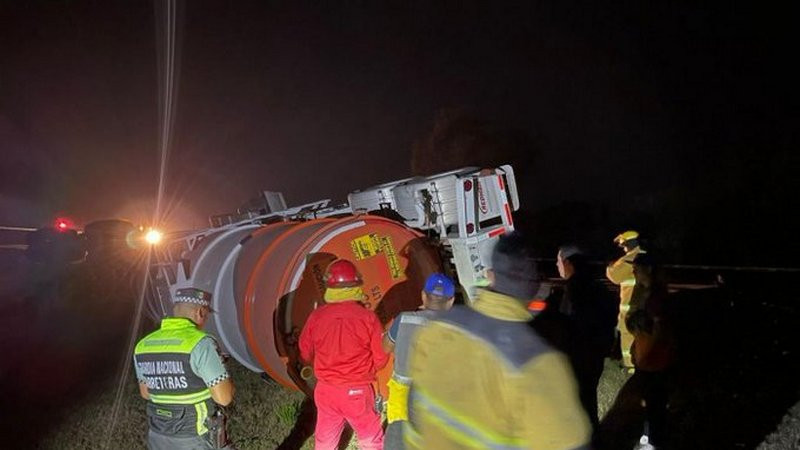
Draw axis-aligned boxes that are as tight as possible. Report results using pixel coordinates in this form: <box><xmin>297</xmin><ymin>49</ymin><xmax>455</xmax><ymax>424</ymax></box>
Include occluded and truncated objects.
<box><xmin>423</xmin><ymin>273</ymin><xmax>455</xmax><ymax>298</ymax></box>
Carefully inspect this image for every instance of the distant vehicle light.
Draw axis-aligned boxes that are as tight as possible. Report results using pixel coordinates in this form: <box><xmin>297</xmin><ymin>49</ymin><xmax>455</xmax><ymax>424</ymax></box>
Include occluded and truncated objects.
<box><xmin>55</xmin><ymin>217</ymin><xmax>73</xmax><ymax>231</ymax></box>
<box><xmin>145</xmin><ymin>229</ymin><xmax>163</xmax><ymax>245</ymax></box>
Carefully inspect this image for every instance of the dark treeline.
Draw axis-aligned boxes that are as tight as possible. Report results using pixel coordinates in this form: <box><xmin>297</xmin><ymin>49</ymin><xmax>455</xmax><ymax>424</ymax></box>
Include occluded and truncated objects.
<box><xmin>411</xmin><ymin>108</ymin><xmax>797</xmax><ymax>267</ymax></box>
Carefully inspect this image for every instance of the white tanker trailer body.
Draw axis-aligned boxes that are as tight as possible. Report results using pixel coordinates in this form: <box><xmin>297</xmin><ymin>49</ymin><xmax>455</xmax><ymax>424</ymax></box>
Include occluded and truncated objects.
<box><xmin>146</xmin><ymin>165</ymin><xmax>519</xmax><ymax>395</ymax></box>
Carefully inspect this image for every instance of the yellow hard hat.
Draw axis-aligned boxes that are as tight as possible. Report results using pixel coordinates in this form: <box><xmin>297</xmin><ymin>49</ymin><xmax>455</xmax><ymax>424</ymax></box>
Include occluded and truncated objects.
<box><xmin>613</xmin><ymin>230</ymin><xmax>639</xmax><ymax>245</ymax></box>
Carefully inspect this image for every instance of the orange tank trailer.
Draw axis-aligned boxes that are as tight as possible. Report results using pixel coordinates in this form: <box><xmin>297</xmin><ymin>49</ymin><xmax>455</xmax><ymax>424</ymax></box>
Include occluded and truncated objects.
<box><xmin>235</xmin><ymin>215</ymin><xmax>442</xmax><ymax>397</ymax></box>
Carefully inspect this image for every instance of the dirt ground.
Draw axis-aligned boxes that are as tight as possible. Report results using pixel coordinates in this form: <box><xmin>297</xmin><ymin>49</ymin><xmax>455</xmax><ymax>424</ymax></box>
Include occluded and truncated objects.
<box><xmin>1</xmin><ymin>254</ymin><xmax>798</xmax><ymax>449</ymax></box>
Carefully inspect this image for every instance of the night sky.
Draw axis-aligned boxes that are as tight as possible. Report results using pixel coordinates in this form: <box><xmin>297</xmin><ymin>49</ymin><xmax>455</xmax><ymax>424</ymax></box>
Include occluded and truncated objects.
<box><xmin>1</xmin><ymin>1</ymin><xmax>796</xmax><ymax>237</ymax></box>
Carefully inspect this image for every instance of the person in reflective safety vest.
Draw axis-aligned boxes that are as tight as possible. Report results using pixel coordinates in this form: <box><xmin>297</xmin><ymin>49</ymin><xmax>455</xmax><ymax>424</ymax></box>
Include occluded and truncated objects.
<box><xmin>382</xmin><ymin>273</ymin><xmax>456</xmax><ymax>450</ymax></box>
<box><xmin>134</xmin><ymin>288</ymin><xmax>235</xmax><ymax>449</ymax></box>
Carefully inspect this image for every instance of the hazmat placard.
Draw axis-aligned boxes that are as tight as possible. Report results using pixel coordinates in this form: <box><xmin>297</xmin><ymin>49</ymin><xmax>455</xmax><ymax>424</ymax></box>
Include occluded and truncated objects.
<box><xmin>350</xmin><ymin>234</ymin><xmax>382</xmax><ymax>260</ymax></box>
<box><xmin>378</xmin><ymin>235</ymin><xmax>402</xmax><ymax>279</ymax></box>
<box><xmin>350</xmin><ymin>233</ymin><xmax>402</xmax><ymax>279</ymax></box>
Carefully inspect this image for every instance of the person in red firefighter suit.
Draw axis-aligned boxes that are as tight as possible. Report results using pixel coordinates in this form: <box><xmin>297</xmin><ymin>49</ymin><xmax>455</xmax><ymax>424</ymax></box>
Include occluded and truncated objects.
<box><xmin>299</xmin><ymin>259</ymin><xmax>389</xmax><ymax>450</ymax></box>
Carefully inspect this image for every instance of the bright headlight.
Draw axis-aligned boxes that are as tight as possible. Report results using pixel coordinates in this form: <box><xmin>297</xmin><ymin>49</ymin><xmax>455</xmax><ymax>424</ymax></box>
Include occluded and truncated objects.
<box><xmin>144</xmin><ymin>229</ymin><xmax>163</xmax><ymax>245</ymax></box>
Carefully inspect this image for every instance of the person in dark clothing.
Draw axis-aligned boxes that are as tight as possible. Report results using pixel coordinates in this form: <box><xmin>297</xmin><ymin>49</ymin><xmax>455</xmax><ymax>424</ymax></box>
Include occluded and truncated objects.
<box><xmin>556</xmin><ymin>245</ymin><xmax>619</xmax><ymax>429</ymax></box>
<box><xmin>626</xmin><ymin>253</ymin><xmax>675</xmax><ymax>448</ymax></box>
<box><xmin>628</xmin><ymin>252</ymin><xmax>669</xmax><ymax>324</ymax></box>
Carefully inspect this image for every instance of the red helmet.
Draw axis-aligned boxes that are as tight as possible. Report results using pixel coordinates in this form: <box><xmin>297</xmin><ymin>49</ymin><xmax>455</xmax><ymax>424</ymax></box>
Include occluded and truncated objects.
<box><xmin>324</xmin><ymin>259</ymin><xmax>363</xmax><ymax>288</ymax></box>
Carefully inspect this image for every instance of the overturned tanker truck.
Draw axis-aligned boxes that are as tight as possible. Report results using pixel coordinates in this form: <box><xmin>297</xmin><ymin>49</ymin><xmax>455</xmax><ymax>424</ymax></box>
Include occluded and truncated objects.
<box><xmin>145</xmin><ymin>165</ymin><xmax>519</xmax><ymax>396</ymax></box>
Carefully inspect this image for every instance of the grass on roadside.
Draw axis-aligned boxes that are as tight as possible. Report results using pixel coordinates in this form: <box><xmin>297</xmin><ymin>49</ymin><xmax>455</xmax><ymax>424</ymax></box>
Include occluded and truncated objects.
<box><xmin>41</xmin><ymin>358</ymin><xmax>625</xmax><ymax>449</ymax></box>
<box><xmin>40</xmin><ymin>363</ymin><xmax>310</xmax><ymax>449</ymax></box>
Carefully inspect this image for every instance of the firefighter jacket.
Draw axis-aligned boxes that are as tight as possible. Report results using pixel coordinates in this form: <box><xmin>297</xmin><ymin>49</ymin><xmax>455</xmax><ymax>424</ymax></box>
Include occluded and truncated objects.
<box><xmin>299</xmin><ymin>300</ymin><xmax>389</xmax><ymax>386</ymax></box>
<box><xmin>606</xmin><ymin>246</ymin><xmax>646</xmax><ymax>315</ymax></box>
<box><xmin>133</xmin><ymin>317</ymin><xmax>221</xmax><ymax>437</ymax></box>
<box><xmin>405</xmin><ymin>289</ymin><xmax>591</xmax><ymax>450</ymax></box>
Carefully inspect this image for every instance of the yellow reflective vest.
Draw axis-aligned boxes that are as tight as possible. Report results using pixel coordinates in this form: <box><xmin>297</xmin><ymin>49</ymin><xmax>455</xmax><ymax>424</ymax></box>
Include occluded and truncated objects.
<box><xmin>134</xmin><ymin>317</ymin><xmax>215</xmax><ymax>437</ymax></box>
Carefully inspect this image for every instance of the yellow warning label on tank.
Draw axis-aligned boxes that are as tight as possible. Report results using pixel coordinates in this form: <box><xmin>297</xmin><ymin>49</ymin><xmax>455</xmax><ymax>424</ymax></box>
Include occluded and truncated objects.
<box><xmin>350</xmin><ymin>234</ymin><xmax>382</xmax><ymax>260</ymax></box>
<box><xmin>378</xmin><ymin>235</ymin><xmax>402</xmax><ymax>279</ymax></box>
